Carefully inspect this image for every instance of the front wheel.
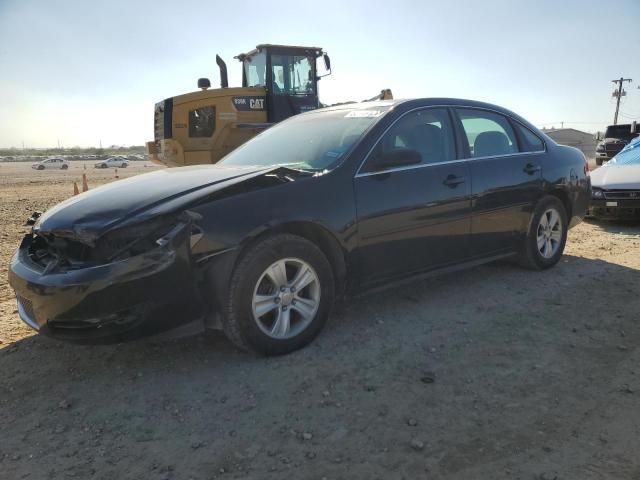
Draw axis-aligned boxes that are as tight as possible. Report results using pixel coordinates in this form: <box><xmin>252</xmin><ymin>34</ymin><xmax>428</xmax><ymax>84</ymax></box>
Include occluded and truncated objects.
<box><xmin>222</xmin><ymin>234</ymin><xmax>335</xmax><ymax>355</ymax></box>
<box><xmin>518</xmin><ymin>196</ymin><xmax>568</xmax><ymax>270</ymax></box>
<box><xmin>101</xmin><ymin>163</ymin><xmax>107</xmax><ymax>169</ymax></box>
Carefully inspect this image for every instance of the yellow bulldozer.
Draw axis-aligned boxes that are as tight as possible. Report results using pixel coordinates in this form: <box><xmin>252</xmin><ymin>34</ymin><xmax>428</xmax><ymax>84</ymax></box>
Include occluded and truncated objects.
<box><xmin>147</xmin><ymin>44</ymin><xmax>392</xmax><ymax>167</ymax></box>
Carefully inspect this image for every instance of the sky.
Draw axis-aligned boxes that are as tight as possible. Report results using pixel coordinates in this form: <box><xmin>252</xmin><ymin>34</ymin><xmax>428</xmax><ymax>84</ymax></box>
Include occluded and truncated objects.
<box><xmin>0</xmin><ymin>0</ymin><xmax>639</xmax><ymax>148</ymax></box>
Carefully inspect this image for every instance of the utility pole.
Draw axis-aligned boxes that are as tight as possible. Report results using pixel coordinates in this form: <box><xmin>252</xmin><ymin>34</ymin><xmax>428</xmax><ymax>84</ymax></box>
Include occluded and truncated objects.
<box><xmin>612</xmin><ymin>77</ymin><xmax>632</xmax><ymax>125</ymax></box>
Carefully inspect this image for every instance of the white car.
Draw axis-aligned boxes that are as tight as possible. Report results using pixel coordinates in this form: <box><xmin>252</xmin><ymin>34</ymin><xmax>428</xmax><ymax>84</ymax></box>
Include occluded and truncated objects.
<box><xmin>590</xmin><ymin>137</ymin><xmax>640</xmax><ymax>219</ymax></box>
<box><xmin>31</xmin><ymin>158</ymin><xmax>70</xmax><ymax>170</ymax></box>
<box><xmin>94</xmin><ymin>157</ymin><xmax>129</xmax><ymax>169</ymax></box>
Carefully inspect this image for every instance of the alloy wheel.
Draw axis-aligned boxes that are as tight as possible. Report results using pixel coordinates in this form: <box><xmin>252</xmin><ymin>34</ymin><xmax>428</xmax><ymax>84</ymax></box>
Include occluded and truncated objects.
<box><xmin>536</xmin><ymin>208</ymin><xmax>563</xmax><ymax>259</ymax></box>
<box><xmin>252</xmin><ymin>258</ymin><xmax>321</xmax><ymax>339</ymax></box>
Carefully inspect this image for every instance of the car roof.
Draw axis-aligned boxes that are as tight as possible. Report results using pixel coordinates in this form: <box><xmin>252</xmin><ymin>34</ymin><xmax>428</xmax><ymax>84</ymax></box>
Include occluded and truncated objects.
<box><xmin>312</xmin><ymin>98</ymin><xmax>530</xmax><ymax>125</ymax></box>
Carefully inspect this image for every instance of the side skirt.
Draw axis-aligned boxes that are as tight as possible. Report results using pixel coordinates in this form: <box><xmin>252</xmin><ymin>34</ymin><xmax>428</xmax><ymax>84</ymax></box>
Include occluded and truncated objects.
<box><xmin>353</xmin><ymin>251</ymin><xmax>517</xmax><ymax>298</ymax></box>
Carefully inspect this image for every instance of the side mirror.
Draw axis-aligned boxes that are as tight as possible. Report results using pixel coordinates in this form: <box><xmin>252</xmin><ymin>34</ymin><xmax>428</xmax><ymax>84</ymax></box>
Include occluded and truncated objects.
<box><xmin>197</xmin><ymin>78</ymin><xmax>211</xmax><ymax>90</ymax></box>
<box><xmin>323</xmin><ymin>53</ymin><xmax>331</xmax><ymax>71</ymax></box>
<box><xmin>371</xmin><ymin>149</ymin><xmax>422</xmax><ymax>171</ymax></box>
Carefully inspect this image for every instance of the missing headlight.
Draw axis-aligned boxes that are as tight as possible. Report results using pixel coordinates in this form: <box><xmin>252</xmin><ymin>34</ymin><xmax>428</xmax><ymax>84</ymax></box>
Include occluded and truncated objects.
<box><xmin>96</xmin><ymin>216</ymin><xmax>181</xmax><ymax>262</ymax></box>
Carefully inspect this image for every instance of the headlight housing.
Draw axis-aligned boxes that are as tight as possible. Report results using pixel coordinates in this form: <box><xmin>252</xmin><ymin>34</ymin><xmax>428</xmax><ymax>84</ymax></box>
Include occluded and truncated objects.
<box><xmin>94</xmin><ymin>215</ymin><xmax>181</xmax><ymax>262</ymax></box>
<box><xmin>596</xmin><ymin>143</ymin><xmax>605</xmax><ymax>152</ymax></box>
<box><xmin>591</xmin><ymin>188</ymin><xmax>604</xmax><ymax>199</ymax></box>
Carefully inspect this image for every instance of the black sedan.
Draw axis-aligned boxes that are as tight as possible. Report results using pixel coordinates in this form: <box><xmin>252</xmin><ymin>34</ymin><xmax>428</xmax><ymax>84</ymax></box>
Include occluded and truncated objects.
<box><xmin>9</xmin><ymin>99</ymin><xmax>591</xmax><ymax>354</ymax></box>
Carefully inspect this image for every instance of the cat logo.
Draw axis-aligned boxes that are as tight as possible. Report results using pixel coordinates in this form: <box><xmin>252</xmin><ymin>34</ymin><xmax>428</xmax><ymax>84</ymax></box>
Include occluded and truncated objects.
<box><xmin>250</xmin><ymin>98</ymin><xmax>264</xmax><ymax>110</ymax></box>
<box><xmin>233</xmin><ymin>96</ymin><xmax>266</xmax><ymax>112</ymax></box>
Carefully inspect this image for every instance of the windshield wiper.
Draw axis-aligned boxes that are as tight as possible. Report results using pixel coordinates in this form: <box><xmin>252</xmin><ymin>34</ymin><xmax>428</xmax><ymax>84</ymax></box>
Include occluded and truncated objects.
<box><xmin>275</xmin><ymin>163</ymin><xmax>322</xmax><ymax>174</ymax></box>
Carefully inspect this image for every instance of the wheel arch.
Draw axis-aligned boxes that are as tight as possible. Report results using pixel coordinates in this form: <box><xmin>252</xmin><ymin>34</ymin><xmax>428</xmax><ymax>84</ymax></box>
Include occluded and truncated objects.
<box><xmin>548</xmin><ymin>188</ymin><xmax>572</xmax><ymax>220</ymax></box>
<box><xmin>240</xmin><ymin>221</ymin><xmax>348</xmax><ymax>297</ymax></box>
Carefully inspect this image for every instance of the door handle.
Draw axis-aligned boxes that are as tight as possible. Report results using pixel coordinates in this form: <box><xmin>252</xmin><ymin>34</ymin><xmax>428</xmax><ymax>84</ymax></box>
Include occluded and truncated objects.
<box><xmin>443</xmin><ymin>174</ymin><xmax>466</xmax><ymax>188</ymax></box>
<box><xmin>523</xmin><ymin>163</ymin><xmax>541</xmax><ymax>175</ymax></box>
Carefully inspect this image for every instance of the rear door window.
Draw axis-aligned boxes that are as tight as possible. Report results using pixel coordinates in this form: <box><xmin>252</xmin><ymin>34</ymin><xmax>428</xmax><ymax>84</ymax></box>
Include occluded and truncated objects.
<box><xmin>456</xmin><ymin>109</ymin><xmax>518</xmax><ymax>158</ymax></box>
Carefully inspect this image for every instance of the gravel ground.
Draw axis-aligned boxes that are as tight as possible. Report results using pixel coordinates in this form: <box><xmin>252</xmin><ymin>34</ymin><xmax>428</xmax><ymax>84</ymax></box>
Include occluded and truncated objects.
<box><xmin>1</xmin><ymin>162</ymin><xmax>639</xmax><ymax>480</ymax></box>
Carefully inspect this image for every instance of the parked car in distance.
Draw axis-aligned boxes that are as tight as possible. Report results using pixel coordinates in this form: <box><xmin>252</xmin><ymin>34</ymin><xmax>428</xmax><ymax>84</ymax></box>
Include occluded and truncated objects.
<box><xmin>590</xmin><ymin>136</ymin><xmax>640</xmax><ymax>219</ymax></box>
<box><xmin>94</xmin><ymin>156</ymin><xmax>129</xmax><ymax>168</ymax></box>
<box><xmin>595</xmin><ymin>123</ymin><xmax>639</xmax><ymax>165</ymax></box>
<box><xmin>31</xmin><ymin>157</ymin><xmax>70</xmax><ymax>170</ymax></box>
<box><xmin>9</xmin><ymin>98</ymin><xmax>591</xmax><ymax>355</ymax></box>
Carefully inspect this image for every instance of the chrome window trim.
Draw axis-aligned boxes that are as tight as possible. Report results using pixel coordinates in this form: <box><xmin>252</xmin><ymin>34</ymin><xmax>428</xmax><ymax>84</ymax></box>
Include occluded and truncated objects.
<box><xmin>355</xmin><ymin>158</ymin><xmax>470</xmax><ymax>178</ymax></box>
<box><xmin>467</xmin><ymin>150</ymin><xmax>546</xmax><ymax>161</ymax></box>
<box><xmin>354</xmin><ymin>104</ymin><xmax>546</xmax><ymax>179</ymax></box>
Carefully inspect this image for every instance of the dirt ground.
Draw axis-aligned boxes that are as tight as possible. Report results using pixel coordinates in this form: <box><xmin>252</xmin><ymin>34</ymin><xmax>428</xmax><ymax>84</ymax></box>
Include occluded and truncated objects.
<box><xmin>1</xmin><ymin>161</ymin><xmax>639</xmax><ymax>480</ymax></box>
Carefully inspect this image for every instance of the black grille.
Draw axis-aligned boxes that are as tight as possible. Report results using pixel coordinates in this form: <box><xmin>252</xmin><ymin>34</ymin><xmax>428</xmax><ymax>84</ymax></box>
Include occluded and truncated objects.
<box><xmin>604</xmin><ymin>144</ymin><xmax>625</xmax><ymax>154</ymax></box>
<box><xmin>17</xmin><ymin>295</ymin><xmax>35</xmax><ymax>321</ymax></box>
<box><xmin>604</xmin><ymin>190</ymin><xmax>640</xmax><ymax>200</ymax></box>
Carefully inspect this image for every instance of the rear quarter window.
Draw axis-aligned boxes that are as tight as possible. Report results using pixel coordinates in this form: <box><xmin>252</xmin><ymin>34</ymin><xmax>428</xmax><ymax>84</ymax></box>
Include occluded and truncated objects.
<box><xmin>514</xmin><ymin>123</ymin><xmax>545</xmax><ymax>152</ymax></box>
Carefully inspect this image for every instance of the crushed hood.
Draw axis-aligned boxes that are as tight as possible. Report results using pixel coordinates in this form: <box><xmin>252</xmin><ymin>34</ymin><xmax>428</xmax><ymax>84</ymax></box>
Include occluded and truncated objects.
<box><xmin>34</xmin><ymin>164</ymin><xmax>278</xmax><ymax>244</ymax></box>
<box><xmin>591</xmin><ymin>164</ymin><xmax>640</xmax><ymax>190</ymax></box>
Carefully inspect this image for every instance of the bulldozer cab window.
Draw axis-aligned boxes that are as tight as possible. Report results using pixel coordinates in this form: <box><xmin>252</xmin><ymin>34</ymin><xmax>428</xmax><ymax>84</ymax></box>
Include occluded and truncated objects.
<box><xmin>244</xmin><ymin>51</ymin><xmax>267</xmax><ymax>88</ymax></box>
<box><xmin>270</xmin><ymin>55</ymin><xmax>315</xmax><ymax>96</ymax></box>
<box><xmin>189</xmin><ymin>106</ymin><xmax>216</xmax><ymax>137</ymax></box>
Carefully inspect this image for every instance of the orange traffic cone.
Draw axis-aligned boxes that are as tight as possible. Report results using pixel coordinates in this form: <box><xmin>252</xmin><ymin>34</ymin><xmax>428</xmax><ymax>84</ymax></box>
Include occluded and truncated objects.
<box><xmin>82</xmin><ymin>173</ymin><xmax>88</xmax><ymax>192</ymax></box>
<box><xmin>73</xmin><ymin>181</ymin><xmax>79</xmax><ymax>195</ymax></box>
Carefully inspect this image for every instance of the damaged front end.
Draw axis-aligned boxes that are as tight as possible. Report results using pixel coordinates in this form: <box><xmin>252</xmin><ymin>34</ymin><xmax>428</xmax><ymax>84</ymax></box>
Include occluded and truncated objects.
<box><xmin>9</xmin><ymin>212</ymin><xmax>205</xmax><ymax>343</ymax></box>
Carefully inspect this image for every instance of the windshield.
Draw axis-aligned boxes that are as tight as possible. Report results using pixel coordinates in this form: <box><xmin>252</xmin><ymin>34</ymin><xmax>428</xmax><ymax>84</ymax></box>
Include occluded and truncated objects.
<box><xmin>219</xmin><ymin>107</ymin><xmax>391</xmax><ymax>171</ymax></box>
<box><xmin>607</xmin><ymin>136</ymin><xmax>640</xmax><ymax>166</ymax></box>
<box><xmin>605</xmin><ymin>124</ymin><xmax>636</xmax><ymax>140</ymax></box>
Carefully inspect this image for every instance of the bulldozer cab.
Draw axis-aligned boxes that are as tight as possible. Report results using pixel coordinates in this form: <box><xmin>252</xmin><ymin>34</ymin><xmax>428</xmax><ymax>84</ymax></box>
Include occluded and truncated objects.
<box><xmin>235</xmin><ymin>44</ymin><xmax>329</xmax><ymax>122</ymax></box>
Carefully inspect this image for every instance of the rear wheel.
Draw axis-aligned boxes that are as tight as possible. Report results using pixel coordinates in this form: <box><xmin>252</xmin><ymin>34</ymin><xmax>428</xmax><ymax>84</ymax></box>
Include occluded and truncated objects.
<box><xmin>518</xmin><ymin>196</ymin><xmax>568</xmax><ymax>270</ymax></box>
<box><xmin>222</xmin><ymin>234</ymin><xmax>334</xmax><ymax>355</ymax></box>
<box><xmin>61</xmin><ymin>164</ymin><xmax>68</xmax><ymax>170</ymax></box>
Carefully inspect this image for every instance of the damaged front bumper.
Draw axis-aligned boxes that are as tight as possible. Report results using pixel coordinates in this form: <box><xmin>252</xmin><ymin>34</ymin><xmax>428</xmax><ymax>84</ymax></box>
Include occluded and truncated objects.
<box><xmin>8</xmin><ymin>223</ymin><xmax>204</xmax><ymax>344</ymax></box>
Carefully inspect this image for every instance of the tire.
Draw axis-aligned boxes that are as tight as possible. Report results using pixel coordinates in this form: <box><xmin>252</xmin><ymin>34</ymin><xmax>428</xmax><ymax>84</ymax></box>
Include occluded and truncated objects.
<box><xmin>222</xmin><ymin>233</ymin><xmax>335</xmax><ymax>355</ymax></box>
<box><xmin>37</xmin><ymin>165</ymin><xmax>44</xmax><ymax>170</ymax></box>
<box><xmin>518</xmin><ymin>196</ymin><xmax>568</xmax><ymax>270</ymax></box>
<box><xmin>596</xmin><ymin>158</ymin><xmax>603</xmax><ymax>166</ymax></box>
<box><xmin>61</xmin><ymin>164</ymin><xmax>68</xmax><ymax>170</ymax></box>
<box><xmin>121</xmin><ymin>163</ymin><xmax>128</xmax><ymax>168</ymax></box>
<box><xmin>101</xmin><ymin>163</ymin><xmax>107</xmax><ymax>169</ymax></box>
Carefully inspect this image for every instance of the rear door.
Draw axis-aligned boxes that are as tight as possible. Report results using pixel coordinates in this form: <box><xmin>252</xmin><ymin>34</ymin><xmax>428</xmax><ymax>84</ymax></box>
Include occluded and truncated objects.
<box><xmin>354</xmin><ymin>107</ymin><xmax>472</xmax><ymax>286</ymax></box>
<box><xmin>453</xmin><ymin>108</ymin><xmax>545</xmax><ymax>256</ymax></box>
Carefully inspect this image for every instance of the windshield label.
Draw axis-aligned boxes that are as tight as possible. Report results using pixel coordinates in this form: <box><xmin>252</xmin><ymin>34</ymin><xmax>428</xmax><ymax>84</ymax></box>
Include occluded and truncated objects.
<box><xmin>345</xmin><ymin>110</ymin><xmax>383</xmax><ymax>118</ymax></box>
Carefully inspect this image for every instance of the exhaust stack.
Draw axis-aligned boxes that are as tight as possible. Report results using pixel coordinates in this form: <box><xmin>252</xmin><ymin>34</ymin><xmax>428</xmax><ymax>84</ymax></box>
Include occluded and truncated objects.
<box><xmin>216</xmin><ymin>55</ymin><xmax>228</xmax><ymax>88</ymax></box>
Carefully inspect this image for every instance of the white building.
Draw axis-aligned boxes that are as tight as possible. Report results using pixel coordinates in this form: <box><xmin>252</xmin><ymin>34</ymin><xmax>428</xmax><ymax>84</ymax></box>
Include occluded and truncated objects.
<box><xmin>541</xmin><ymin>128</ymin><xmax>597</xmax><ymax>159</ymax></box>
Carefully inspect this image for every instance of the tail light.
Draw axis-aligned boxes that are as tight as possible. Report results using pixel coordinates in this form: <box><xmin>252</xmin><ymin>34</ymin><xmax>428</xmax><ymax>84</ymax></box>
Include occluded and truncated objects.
<box><xmin>584</xmin><ymin>155</ymin><xmax>590</xmax><ymax>175</ymax></box>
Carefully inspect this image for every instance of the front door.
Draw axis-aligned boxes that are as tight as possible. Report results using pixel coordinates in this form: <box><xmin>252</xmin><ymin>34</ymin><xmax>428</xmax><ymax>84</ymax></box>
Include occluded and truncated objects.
<box><xmin>354</xmin><ymin>108</ymin><xmax>472</xmax><ymax>287</ymax></box>
<box><xmin>266</xmin><ymin>53</ymin><xmax>319</xmax><ymax>122</ymax></box>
